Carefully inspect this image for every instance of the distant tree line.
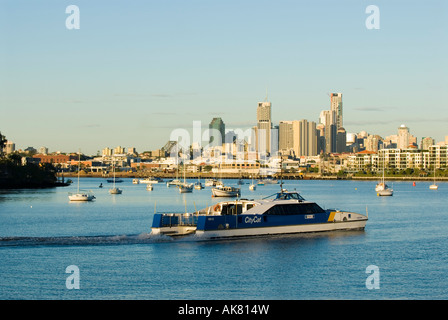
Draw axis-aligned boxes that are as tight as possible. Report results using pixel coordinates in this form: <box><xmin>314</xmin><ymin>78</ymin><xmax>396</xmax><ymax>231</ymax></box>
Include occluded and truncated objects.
<box><xmin>0</xmin><ymin>131</ymin><xmax>60</xmax><ymax>189</ymax></box>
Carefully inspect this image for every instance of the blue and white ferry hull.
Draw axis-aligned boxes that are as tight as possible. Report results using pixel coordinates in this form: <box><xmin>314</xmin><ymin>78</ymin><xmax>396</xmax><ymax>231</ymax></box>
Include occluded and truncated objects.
<box><xmin>194</xmin><ymin>211</ymin><xmax>366</xmax><ymax>239</ymax></box>
<box><xmin>150</xmin><ymin>191</ymin><xmax>368</xmax><ymax>239</ymax></box>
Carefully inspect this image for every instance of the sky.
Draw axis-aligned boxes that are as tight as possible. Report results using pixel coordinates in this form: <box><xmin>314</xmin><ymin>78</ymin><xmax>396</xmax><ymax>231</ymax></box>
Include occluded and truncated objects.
<box><xmin>1</xmin><ymin>0</ymin><xmax>447</xmax><ymax>155</ymax></box>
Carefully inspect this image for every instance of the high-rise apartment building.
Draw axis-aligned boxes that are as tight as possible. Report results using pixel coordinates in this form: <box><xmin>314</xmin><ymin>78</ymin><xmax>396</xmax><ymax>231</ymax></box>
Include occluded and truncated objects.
<box><xmin>278</xmin><ymin>120</ymin><xmax>317</xmax><ymax>157</ymax></box>
<box><xmin>257</xmin><ymin>101</ymin><xmax>272</xmax><ymax>154</ymax></box>
<box><xmin>336</xmin><ymin>128</ymin><xmax>347</xmax><ymax>153</ymax></box>
<box><xmin>397</xmin><ymin>124</ymin><xmax>410</xmax><ymax>149</ymax></box>
<box><xmin>421</xmin><ymin>137</ymin><xmax>435</xmax><ymax>151</ymax></box>
<box><xmin>209</xmin><ymin>117</ymin><xmax>225</xmax><ymax>147</ymax></box>
<box><xmin>279</xmin><ymin>121</ymin><xmax>294</xmax><ymax>155</ymax></box>
<box><xmin>330</xmin><ymin>93</ymin><xmax>343</xmax><ymax>129</ymax></box>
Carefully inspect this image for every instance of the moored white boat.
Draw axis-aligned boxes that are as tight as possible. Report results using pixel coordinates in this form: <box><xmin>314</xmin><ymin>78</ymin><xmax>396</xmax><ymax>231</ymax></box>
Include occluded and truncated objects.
<box><xmin>429</xmin><ymin>167</ymin><xmax>438</xmax><ymax>190</ymax></box>
<box><xmin>109</xmin><ymin>159</ymin><xmax>122</xmax><ymax>195</ymax></box>
<box><xmin>178</xmin><ymin>183</ymin><xmax>193</xmax><ymax>193</ymax></box>
<box><xmin>69</xmin><ymin>191</ymin><xmax>95</xmax><ymax>201</ymax></box>
<box><xmin>377</xmin><ymin>188</ymin><xmax>393</xmax><ymax>196</ymax></box>
<box><xmin>211</xmin><ymin>185</ymin><xmax>241</xmax><ymax>197</ymax></box>
<box><xmin>69</xmin><ymin>151</ymin><xmax>95</xmax><ymax>201</ymax></box>
<box><xmin>167</xmin><ymin>179</ymin><xmax>182</xmax><ymax>187</ymax></box>
<box><xmin>109</xmin><ymin>187</ymin><xmax>122</xmax><ymax>194</ymax></box>
<box><xmin>140</xmin><ymin>177</ymin><xmax>162</xmax><ymax>184</ymax></box>
<box><xmin>194</xmin><ymin>182</ymin><xmax>204</xmax><ymax>190</ymax></box>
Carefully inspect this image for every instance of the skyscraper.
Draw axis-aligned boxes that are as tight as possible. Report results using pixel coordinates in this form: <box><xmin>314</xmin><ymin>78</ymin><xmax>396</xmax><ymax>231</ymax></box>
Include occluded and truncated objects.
<box><xmin>336</xmin><ymin>128</ymin><xmax>347</xmax><ymax>153</ymax></box>
<box><xmin>278</xmin><ymin>120</ymin><xmax>317</xmax><ymax>157</ymax></box>
<box><xmin>257</xmin><ymin>101</ymin><xmax>272</xmax><ymax>155</ymax></box>
<box><xmin>279</xmin><ymin>121</ymin><xmax>294</xmax><ymax>155</ymax></box>
<box><xmin>320</xmin><ymin>110</ymin><xmax>336</xmax><ymax>153</ymax></box>
<box><xmin>209</xmin><ymin>117</ymin><xmax>225</xmax><ymax>147</ymax></box>
<box><xmin>330</xmin><ymin>93</ymin><xmax>343</xmax><ymax>129</ymax></box>
<box><xmin>397</xmin><ymin>124</ymin><xmax>410</xmax><ymax>149</ymax></box>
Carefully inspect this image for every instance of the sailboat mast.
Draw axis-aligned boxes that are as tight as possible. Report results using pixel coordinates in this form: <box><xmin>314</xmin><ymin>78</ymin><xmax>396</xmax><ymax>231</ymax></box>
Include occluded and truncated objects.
<box><xmin>77</xmin><ymin>151</ymin><xmax>81</xmax><ymax>192</ymax></box>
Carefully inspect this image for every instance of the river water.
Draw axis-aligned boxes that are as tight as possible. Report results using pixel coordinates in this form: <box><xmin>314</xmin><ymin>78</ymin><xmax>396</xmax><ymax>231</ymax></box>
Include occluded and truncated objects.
<box><xmin>0</xmin><ymin>178</ymin><xmax>447</xmax><ymax>300</ymax></box>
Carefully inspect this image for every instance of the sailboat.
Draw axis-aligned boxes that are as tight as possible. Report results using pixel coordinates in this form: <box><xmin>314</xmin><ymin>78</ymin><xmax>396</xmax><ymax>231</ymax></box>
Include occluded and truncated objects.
<box><xmin>178</xmin><ymin>163</ymin><xmax>193</xmax><ymax>193</ymax></box>
<box><xmin>109</xmin><ymin>159</ymin><xmax>122</xmax><ymax>194</ymax></box>
<box><xmin>429</xmin><ymin>166</ymin><xmax>438</xmax><ymax>190</ymax></box>
<box><xmin>249</xmin><ymin>176</ymin><xmax>256</xmax><ymax>191</ymax></box>
<box><xmin>68</xmin><ymin>152</ymin><xmax>95</xmax><ymax>201</ymax></box>
<box><xmin>167</xmin><ymin>154</ymin><xmax>182</xmax><ymax>187</ymax></box>
<box><xmin>376</xmin><ymin>160</ymin><xmax>393</xmax><ymax>196</ymax></box>
<box><xmin>194</xmin><ymin>176</ymin><xmax>204</xmax><ymax>190</ymax></box>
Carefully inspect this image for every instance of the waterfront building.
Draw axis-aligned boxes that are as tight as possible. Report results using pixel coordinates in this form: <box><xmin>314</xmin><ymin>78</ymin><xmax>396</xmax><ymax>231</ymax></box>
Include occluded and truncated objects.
<box><xmin>429</xmin><ymin>145</ymin><xmax>448</xmax><ymax>168</ymax></box>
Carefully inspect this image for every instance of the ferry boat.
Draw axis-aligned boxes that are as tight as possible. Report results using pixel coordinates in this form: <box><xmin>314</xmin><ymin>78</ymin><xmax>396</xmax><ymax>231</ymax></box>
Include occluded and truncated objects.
<box><xmin>150</xmin><ymin>189</ymin><xmax>368</xmax><ymax>239</ymax></box>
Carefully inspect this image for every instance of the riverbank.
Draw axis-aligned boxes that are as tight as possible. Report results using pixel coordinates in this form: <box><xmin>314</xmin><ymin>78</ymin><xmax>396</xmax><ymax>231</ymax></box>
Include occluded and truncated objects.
<box><xmin>57</xmin><ymin>171</ymin><xmax>448</xmax><ymax>182</ymax></box>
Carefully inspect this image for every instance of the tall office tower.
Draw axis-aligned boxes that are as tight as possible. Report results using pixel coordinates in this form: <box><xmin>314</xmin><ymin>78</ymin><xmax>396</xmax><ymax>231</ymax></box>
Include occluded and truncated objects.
<box><xmin>336</xmin><ymin>128</ymin><xmax>347</xmax><ymax>153</ymax></box>
<box><xmin>257</xmin><ymin>101</ymin><xmax>272</xmax><ymax>155</ymax></box>
<box><xmin>292</xmin><ymin>120</ymin><xmax>317</xmax><ymax>157</ymax></box>
<box><xmin>209</xmin><ymin>117</ymin><xmax>225</xmax><ymax>147</ymax></box>
<box><xmin>320</xmin><ymin>110</ymin><xmax>336</xmax><ymax>153</ymax></box>
<box><xmin>397</xmin><ymin>124</ymin><xmax>410</xmax><ymax>149</ymax></box>
<box><xmin>330</xmin><ymin>93</ymin><xmax>343</xmax><ymax>129</ymax></box>
<box><xmin>279</xmin><ymin>121</ymin><xmax>294</xmax><ymax>155</ymax></box>
<box><xmin>308</xmin><ymin>121</ymin><xmax>318</xmax><ymax>156</ymax></box>
<box><xmin>316</xmin><ymin>123</ymin><xmax>326</xmax><ymax>154</ymax></box>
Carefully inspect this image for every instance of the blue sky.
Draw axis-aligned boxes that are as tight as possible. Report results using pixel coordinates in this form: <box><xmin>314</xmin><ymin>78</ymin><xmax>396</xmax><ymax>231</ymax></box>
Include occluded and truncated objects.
<box><xmin>1</xmin><ymin>0</ymin><xmax>447</xmax><ymax>155</ymax></box>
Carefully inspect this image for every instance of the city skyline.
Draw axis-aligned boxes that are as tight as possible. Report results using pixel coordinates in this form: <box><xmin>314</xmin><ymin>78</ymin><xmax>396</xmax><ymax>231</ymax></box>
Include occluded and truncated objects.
<box><xmin>1</xmin><ymin>0</ymin><xmax>447</xmax><ymax>155</ymax></box>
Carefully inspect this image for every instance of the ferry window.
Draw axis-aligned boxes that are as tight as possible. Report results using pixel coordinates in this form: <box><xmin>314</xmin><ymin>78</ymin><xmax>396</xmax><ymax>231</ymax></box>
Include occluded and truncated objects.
<box><xmin>221</xmin><ymin>205</ymin><xmax>230</xmax><ymax>215</ymax></box>
<box><xmin>222</xmin><ymin>204</ymin><xmax>243</xmax><ymax>215</ymax></box>
<box><xmin>246</xmin><ymin>204</ymin><xmax>254</xmax><ymax>211</ymax></box>
<box><xmin>264</xmin><ymin>204</ymin><xmax>324</xmax><ymax>215</ymax></box>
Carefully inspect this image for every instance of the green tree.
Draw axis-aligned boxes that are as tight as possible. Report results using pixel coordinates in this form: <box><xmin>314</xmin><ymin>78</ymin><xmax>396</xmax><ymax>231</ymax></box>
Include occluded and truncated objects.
<box><xmin>0</xmin><ymin>131</ymin><xmax>7</xmax><ymax>158</ymax></box>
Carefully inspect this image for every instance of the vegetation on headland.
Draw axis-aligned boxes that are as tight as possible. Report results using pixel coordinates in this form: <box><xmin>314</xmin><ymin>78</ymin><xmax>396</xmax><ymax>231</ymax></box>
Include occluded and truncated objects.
<box><xmin>0</xmin><ymin>131</ymin><xmax>68</xmax><ymax>189</ymax></box>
